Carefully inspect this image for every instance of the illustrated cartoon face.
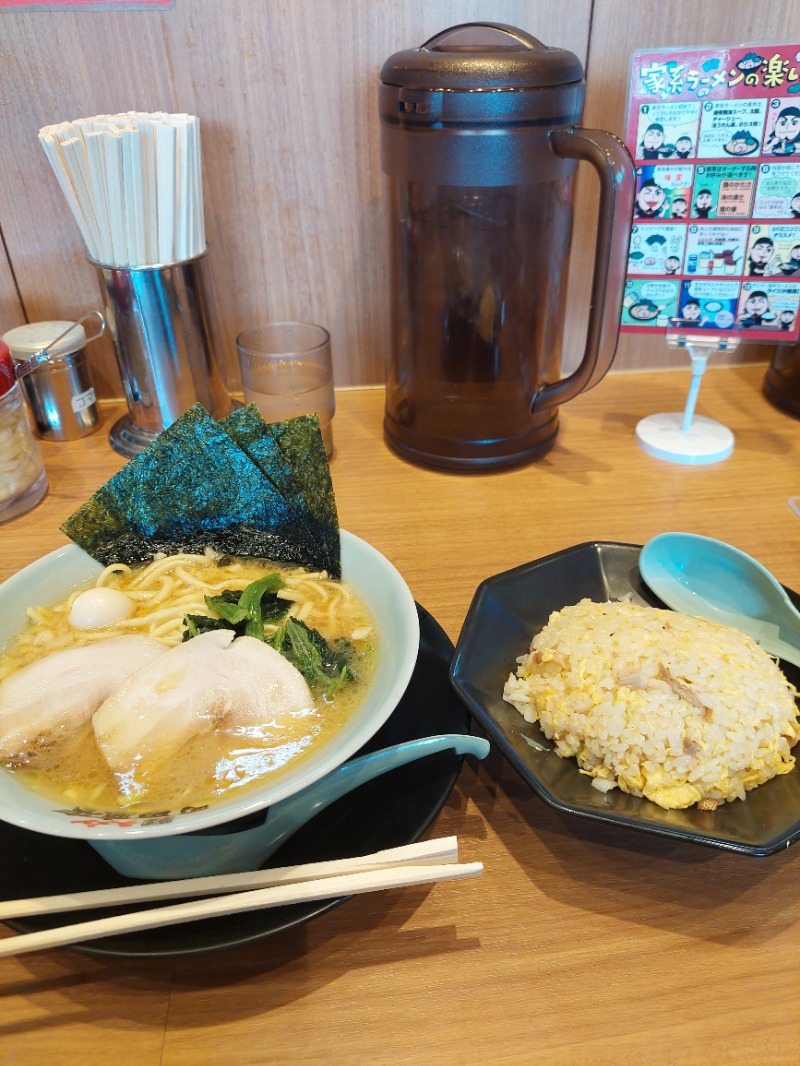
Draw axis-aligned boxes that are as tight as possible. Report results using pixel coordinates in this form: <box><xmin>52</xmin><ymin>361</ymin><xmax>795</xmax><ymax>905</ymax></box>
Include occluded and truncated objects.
<box><xmin>636</xmin><ymin>183</ymin><xmax>665</xmax><ymax>214</ymax></box>
<box><xmin>774</xmin><ymin>111</ymin><xmax>800</xmax><ymax>143</ymax></box>
<box><xmin>671</xmin><ymin>198</ymin><xmax>688</xmax><ymax>218</ymax></box>
<box><xmin>682</xmin><ymin>301</ymin><xmax>702</xmax><ymax>321</ymax></box>
<box><xmin>695</xmin><ymin>191</ymin><xmax>713</xmax><ymax>210</ymax></box>
<box><xmin>750</xmin><ymin>239</ymin><xmax>774</xmax><ymax>265</ymax></box>
<box><xmin>664</xmin><ymin>256</ymin><xmax>681</xmax><ymax>274</ymax></box>
<box><xmin>791</xmin><ymin>193</ymin><xmax>800</xmax><ymax>214</ymax></box>
<box><xmin>790</xmin><ymin>245</ymin><xmax>800</xmax><ymax>264</ymax></box>
<box><xmin>745</xmin><ymin>293</ymin><xmax>769</xmax><ymax>315</ymax></box>
<box><xmin>779</xmin><ymin>310</ymin><xmax>796</xmax><ymax>325</ymax></box>
<box><xmin>629</xmin><ymin>300</ymin><xmax>660</xmax><ymax>321</ymax></box>
<box><xmin>643</xmin><ymin>126</ymin><xmax>664</xmax><ymax>151</ymax></box>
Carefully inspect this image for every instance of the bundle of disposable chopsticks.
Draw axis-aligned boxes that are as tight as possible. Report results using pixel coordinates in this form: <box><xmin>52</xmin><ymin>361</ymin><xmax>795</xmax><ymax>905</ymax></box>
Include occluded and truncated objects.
<box><xmin>0</xmin><ymin>837</ymin><xmax>481</xmax><ymax>957</ymax></box>
<box><xmin>38</xmin><ymin>111</ymin><xmax>205</xmax><ymax>269</ymax></box>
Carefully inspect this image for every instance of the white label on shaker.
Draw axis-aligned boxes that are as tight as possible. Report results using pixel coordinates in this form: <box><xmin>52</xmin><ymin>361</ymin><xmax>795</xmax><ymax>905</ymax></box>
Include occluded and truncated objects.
<box><xmin>72</xmin><ymin>388</ymin><xmax>96</xmax><ymax>413</ymax></box>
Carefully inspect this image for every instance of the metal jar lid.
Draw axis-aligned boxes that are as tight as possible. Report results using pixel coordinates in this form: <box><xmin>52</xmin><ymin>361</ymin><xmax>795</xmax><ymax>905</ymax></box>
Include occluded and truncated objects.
<box><xmin>2</xmin><ymin>321</ymin><xmax>87</xmax><ymax>363</ymax></box>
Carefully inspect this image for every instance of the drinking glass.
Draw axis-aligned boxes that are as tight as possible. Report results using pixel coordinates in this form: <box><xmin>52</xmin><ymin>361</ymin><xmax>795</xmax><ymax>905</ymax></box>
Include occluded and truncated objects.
<box><xmin>236</xmin><ymin>321</ymin><xmax>335</xmax><ymax>457</ymax></box>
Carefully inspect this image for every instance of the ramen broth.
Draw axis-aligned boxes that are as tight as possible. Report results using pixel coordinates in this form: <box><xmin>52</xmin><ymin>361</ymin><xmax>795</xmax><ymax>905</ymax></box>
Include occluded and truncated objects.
<box><xmin>0</xmin><ymin>554</ymin><xmax>376</xmax><ymax>814</ymax></box>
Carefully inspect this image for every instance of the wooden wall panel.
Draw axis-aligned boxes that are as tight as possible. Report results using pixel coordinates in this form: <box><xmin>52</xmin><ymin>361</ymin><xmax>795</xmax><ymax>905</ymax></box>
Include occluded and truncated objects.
<box><xmin>0</xmin><ymin>0</ymin><xmax>793</xmax><ymax>395</ymax></box>
<box><xmin>0</xmin><ymin>238</ymin><xmax>24</xmax><ymax>333</ymax></box>
<box><xmin>0</xmin><ymin>0</ymin><xmax>591</xmax><ymax>396</ymax></box>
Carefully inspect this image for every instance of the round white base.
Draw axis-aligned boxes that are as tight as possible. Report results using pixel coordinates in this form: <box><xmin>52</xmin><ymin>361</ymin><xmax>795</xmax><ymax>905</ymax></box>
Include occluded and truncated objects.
<box><xmin>635</xmin><ymin>412</ymin><xmax>734</xmax><ymax>465</ymax></box>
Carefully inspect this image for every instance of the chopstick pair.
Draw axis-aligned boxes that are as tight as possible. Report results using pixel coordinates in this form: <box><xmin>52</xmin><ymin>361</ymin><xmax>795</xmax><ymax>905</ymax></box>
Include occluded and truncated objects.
<box><xmin>0</xmin><ymin>837</ymin><xmax>481</xmax><ymax>958</ymax></box>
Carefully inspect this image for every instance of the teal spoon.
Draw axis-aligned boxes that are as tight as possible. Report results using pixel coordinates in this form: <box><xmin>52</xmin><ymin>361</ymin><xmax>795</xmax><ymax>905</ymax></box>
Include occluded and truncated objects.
<box><xmin>639</xmin><ymin>532</ymin><xmax>800</xmax><ymax>669</ymax></box>
<box><xmin>91</xmin><ymin>733</ymin><xmax>490</xmax><ymax>880</ymax></box>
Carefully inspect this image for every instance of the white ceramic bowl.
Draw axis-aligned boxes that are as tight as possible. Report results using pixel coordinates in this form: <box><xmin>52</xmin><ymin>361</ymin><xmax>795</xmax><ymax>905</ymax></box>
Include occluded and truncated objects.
<box><xmin>0</xmin><ymin>530</ymin><xmax>420</xmax><ymax>840</ymax></box>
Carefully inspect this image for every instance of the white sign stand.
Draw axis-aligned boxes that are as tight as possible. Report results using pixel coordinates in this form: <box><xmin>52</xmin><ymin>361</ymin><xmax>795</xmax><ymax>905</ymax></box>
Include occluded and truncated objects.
<box><xmin>635</xmin><ymin>326</ymin><xmax>737</xmax><ymax>464</ymax></box>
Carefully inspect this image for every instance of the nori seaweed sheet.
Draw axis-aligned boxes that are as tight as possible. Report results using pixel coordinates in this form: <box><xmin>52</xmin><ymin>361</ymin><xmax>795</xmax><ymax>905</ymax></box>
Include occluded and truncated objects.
<box><xmin>61</xmin><ymin>405</ymin><xmax>340</xmax><ymax>573</ymax></box>
<box><xmin>266</xmin><ymin>413</ymin><xmax>340</xmax><ymax>576</ymax></box>
<box><xmin>220</xmin><ymin>405</ymin><xmax>339</xmax><ymax>576</ymax></box>
<box><xmin>219</xmin><ymin>405</ymin><xmax>315</xmax><ymax>535</ymax></box>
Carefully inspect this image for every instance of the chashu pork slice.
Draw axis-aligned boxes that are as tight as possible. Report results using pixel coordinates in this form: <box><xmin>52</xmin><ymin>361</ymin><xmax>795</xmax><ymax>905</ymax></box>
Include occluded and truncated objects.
<box><xmin>0</xmin><ymin>635</ymin><xmax>168</xmax><ymax>764</ymax></box>
<box><xmin>92</xmin><ymin>629</ymin><xmax>314</xmax><ymax>776</ymax></box>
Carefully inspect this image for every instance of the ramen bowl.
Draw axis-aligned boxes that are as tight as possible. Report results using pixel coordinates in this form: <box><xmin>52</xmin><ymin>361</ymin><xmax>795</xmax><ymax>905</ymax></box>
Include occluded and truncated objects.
<box><xmin>0</xmin><ymin>531</ymin><xmax>421</xmax><ymax>874</ymax></box>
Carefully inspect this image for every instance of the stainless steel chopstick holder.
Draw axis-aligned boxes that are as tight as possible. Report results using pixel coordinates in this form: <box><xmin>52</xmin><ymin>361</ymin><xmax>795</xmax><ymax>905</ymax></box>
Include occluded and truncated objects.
<box><xmin>91</xmin><ymin>251</ymin><xmax>231</xmax><ymax>457</ymax></box>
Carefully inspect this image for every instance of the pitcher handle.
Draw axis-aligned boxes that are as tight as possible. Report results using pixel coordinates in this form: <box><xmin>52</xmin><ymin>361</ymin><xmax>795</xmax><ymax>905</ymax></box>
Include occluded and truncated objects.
<box><xmin>532</xmin><ymin>128</ymin><xmax>635</xmax><ymax>413</ymax></box>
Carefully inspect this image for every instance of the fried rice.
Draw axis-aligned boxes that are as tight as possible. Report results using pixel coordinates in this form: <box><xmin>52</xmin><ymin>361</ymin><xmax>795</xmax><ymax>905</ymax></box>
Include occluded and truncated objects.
<box><xmin>502</xmin><ymin>599</ymin><xmax>800</xmax><ymax>810</ymax></box>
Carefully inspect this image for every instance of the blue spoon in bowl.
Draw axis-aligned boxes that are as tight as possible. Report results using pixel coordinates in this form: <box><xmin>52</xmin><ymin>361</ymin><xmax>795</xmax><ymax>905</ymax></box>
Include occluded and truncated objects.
<box><xmin>639</xmin><ymin>531</ymin><xmax>800</xmax><ymax>669</ymax></box>
<box><xmin>91</xmin><ymin>733</ymin><xmax>490</xmax><ymax>880</ymax></box>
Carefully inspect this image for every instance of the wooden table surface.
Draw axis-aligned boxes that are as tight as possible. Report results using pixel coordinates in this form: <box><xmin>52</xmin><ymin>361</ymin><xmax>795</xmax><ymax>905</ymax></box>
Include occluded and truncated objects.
<box><xmin>1</xmin><ymin>366</ymin><xmax>799</xmax><ymax>1066</ymax></box>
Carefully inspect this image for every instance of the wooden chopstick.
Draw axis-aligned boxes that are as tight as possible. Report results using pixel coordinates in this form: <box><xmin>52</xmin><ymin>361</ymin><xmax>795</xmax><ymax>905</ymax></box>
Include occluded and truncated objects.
<box><xmin>0</xmin><ymin>836</ymin><xmax>459</xmax><ymax>921</ymax></box>
<box><xmin>39</xmin><ymin>111</ymin><xmax>206</xmax><ymax>268</ymax></box>
<box><xmin>0</xmin><ymin>860</ymin><xmax>483</xmax><ymax>958</ymax></box>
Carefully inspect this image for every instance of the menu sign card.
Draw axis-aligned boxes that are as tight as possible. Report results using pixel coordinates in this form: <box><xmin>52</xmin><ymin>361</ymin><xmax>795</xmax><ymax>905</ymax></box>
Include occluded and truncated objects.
<box><xmin>621</xmin><ymin>43</ymin><xmax>800</xmax><ymax>344</ymax></box>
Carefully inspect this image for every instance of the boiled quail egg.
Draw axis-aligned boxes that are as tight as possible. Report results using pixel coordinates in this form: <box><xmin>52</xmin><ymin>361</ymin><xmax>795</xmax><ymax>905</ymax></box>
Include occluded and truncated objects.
<box><xmin>70</xmin><ymin>587</ymin><xmax>134</xmax><ymax>630</ymax></box>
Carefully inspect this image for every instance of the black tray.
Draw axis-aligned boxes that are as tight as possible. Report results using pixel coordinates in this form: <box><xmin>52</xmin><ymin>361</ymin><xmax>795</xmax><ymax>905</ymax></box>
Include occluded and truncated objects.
<box><xmin>451</xmin><ymin>542</ymin><xmax>800</xmax><ymax>857</ymax></box>
<box><xmin>0</xmin><ymin>603</ymin><xmax>470</xmax><ymax>957</ymax></box>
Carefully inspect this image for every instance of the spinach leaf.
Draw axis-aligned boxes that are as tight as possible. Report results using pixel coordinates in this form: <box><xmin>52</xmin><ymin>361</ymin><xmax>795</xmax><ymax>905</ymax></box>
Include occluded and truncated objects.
<box><xmin>236</xmin><ymin>574</ymin><xmax>286</xmax><ymax>637</ymax></box>
<box><xmin>203</xmin><ymin>596</ymin><xmax>251</xmax><ymax>628</ymax></box>
<box><xmin>182</xmin><ymin>577</ymin><xmax>357</xmax><ymax>695</ymax></box>
<box><xmin>183</xmin><ymin>614</ymin><xmax>234</xmax><ymax>640</ymax></box>
<box><xmin>183</xmin><ymin>573</ymin><xmax>288</xmax><ymax>641</ymax></box>
<box><xmin>270</xmin><ymin>617</ymin><xmax>356</xmax><ymax>694</ymax></box>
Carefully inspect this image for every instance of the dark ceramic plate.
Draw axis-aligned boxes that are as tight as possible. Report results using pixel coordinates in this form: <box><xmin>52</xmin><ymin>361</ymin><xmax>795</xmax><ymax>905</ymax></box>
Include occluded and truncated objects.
<box><xmin>0</xmin><ymin>604</ymin><xmax>470</xmax><ymax>957</ymax></box>
<box><xmin>450</xmin><ymin>542</ymin><xmax>800</xmax><ymax>857</ymax></box>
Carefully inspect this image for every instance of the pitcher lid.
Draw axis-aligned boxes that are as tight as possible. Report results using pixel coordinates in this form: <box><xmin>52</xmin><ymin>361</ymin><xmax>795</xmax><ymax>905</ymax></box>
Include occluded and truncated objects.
<box><xmin>380</xmin><ymin>23</ymin><xmax>584</xmax><ymax>90</ymax></box>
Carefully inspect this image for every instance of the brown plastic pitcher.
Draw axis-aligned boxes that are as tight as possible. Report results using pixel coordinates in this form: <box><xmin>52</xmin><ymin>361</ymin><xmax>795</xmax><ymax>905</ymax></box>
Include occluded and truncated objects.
<box><xmin>380</xmin><ymin>23</ymin><xmax>635</xmax><ymax>470</ymax></box>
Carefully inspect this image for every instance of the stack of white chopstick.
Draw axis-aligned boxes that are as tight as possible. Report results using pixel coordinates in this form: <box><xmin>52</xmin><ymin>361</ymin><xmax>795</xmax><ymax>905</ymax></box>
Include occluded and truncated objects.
<box><xmin>0</xmin><ymin>836</ymin><xmax>481</xmax><ymax>957</ymax></box>
<box><xmin>38</xmin><ymin>111</ymin><xmax>205</xmax><ymax>269</ymax></box>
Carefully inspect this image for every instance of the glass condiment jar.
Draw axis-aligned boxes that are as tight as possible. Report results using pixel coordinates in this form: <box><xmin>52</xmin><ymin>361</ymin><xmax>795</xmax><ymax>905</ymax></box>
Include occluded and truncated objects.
<box><xmin>0</xmin><ymin>340</ymin><xmax>48</xmax><ymax>522</ymax></box>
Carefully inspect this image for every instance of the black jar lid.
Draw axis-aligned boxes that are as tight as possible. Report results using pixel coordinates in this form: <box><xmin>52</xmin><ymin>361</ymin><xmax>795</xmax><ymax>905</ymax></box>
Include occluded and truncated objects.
<box><xmin>380</xmin><ymin>23</ymin><xmax>584</xmax><ymax>91</ymax></box>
